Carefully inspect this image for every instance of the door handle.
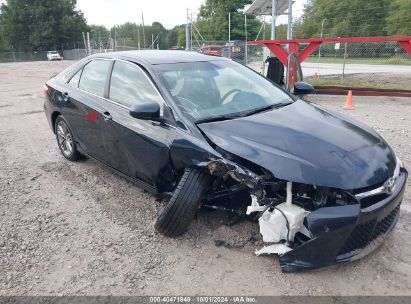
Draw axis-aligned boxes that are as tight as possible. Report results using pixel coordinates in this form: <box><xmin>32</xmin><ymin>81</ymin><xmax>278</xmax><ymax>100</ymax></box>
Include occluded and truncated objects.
<box><xmin>102</xmin><ymin>111</ymin><xmax>112</xmax><ymax>121</ymax></box>
<box><xmin>62</xmin><ymin>92</ymin><xmax>69</xmax><ymax>102</ymax></box>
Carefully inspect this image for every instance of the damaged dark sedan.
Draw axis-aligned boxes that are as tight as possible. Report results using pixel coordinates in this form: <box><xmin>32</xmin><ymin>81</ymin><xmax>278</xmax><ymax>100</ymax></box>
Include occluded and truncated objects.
<box><xmin>44</xmin><ymin>51</ymin><xmax>408</xmax><ymax>272</ymax></box>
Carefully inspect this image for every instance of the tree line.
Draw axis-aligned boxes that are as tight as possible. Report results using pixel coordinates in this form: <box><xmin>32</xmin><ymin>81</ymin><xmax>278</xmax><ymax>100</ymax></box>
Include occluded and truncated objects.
<box><xmin>296</xmin><ymin>0</ymin><xmax>411</xmax><ymax>38</ymax></box>
<box><xmin>0</xmin><ymin>0</ymin><xmax>283</xmax><ymax>52</ymax></box>
<box><xmin>0</xmin><ymin>0</ymin><xmax>410</xmax><ymax>52</ymax></box>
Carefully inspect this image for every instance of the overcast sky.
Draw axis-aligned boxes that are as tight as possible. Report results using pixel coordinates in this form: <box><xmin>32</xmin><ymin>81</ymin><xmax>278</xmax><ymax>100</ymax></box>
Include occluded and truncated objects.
<box><xmin>0</xmin><ymin>0</ymin><xmax>306</xmax><ymax>29</ymax></box>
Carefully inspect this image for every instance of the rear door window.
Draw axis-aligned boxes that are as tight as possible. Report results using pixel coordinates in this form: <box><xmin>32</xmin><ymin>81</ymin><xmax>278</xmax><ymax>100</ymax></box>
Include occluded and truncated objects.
<box><xmin>79</xmin><ymin>60</ymin><xmax>111</xmax><ymax>97</ymax></box>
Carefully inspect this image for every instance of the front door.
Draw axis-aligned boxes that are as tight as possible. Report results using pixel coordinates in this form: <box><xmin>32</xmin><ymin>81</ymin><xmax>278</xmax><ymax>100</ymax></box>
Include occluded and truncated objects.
<box><xmin>97</xmin><ymin>60</ymin><xmax>175</xmax><ymax>189</ymax></box>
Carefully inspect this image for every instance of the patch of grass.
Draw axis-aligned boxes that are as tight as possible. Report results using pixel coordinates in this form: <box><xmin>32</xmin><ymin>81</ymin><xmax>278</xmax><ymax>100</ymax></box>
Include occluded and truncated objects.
<box><xmin>306</xmin><ymin>76</ymin><xmax>411</xmax><ymax>90</ymax></box>
<box><xmin>305</xmin><ymin>56</ymin><xmax>411</xmax><ymax>65</ymax></box>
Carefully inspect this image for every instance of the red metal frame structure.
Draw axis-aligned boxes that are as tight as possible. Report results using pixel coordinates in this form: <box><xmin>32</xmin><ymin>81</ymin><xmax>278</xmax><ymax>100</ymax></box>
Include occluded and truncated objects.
<box><xmin>249</xmin><ymin>36</ymin><xmax>411</xmax><ymax>66</ymax></box>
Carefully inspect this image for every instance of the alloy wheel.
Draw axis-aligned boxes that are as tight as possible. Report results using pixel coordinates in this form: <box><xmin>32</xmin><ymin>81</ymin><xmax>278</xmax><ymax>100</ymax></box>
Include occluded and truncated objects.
<box><xmin>56</xmin><ymin>120</ymin><xmax>74</xmax><ymax>157</ymax></box>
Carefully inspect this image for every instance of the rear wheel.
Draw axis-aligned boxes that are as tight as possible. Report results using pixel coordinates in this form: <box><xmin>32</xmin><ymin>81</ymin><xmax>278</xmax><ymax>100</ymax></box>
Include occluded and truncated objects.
<box><xmin>55</xmin><ymin>116</ymin><xmax>80</xmax><ymax>161</ymax></box>
<box><xmin>155</xmin><ymin>168</ymin><xmax>211</xmax><ymax>237</ymax></box>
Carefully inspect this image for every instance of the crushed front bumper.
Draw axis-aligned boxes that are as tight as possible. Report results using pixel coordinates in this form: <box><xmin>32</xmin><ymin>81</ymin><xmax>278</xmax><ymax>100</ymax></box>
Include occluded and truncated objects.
<box><xmin>279</xmin><ymin>170</ymin><xmax>407</xmax><ymax>272</ymax></box>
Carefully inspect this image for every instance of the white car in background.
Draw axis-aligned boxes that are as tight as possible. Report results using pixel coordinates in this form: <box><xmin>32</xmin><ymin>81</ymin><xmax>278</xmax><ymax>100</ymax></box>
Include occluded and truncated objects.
<box><xmin>47</xmin><ymin>51</ymin><xmax>62</xmax><ymax>61</ymax></box>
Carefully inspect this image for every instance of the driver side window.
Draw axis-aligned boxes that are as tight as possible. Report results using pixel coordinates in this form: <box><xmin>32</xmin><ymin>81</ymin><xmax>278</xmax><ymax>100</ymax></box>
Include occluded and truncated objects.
<box><xmin>109</xmin><ymin>61</ymin><xmax>164</xmax><ymax>109</ymax></box>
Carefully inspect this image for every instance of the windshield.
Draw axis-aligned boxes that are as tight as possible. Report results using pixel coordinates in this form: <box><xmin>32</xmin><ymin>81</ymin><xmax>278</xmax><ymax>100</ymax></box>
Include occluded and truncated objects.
<box><xmin>154</xmin><ymin>60</ymin><xmax>293</xmax><ymax>123</ymax></box>
<box><xmin>49</xmin><ymin>51</ymin><xmax>58</xmax><ymax>54</ymax></box>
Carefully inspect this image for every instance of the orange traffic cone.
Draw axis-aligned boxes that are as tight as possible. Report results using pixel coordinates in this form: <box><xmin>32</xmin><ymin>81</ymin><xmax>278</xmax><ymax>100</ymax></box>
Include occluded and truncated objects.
<box><xmin>343</xmin><ymin>90</ymin><xmax>354</xmax><ymax>110</ymax></box>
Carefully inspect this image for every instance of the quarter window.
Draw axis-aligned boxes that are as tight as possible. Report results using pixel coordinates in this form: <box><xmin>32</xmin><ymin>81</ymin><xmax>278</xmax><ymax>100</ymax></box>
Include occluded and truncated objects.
<box><xmin>68</xmin><ymin>68</ymin><xmax>82</xmax><ymax>87</ymax></box>
<box><xmin>78</xmin><ymin>60</ymin><xmax>111</xmax><ymax>97</ymax></box>
<box><xmin>109</xmin><ymin>61</ymin><xmax>163</xmax><ymax>108</ymax></box>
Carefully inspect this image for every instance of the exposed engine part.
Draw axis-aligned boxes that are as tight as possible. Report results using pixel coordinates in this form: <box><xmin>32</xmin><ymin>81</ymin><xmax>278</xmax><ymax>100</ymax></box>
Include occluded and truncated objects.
<box><xmin>203</xmin><ymin>203</ymin><xmax>243</xmax><ymax>216</ymax></box>
<box><xmin>246</xmin><ymin>195</ymin><xmax>266</xmax><ymax>215</ymax></box>
<box><xmin>313</xmin><ymin>191</ymin><xmax>328</xmax><ymax>206</ymax></box>
<box><xmin>289</xmin><ymin>184</ymin><xmax>356</xmax><ymax>210</ymax></box>
<box><xmin>286</xmin><ymin>181</ymin><xmax>292</xmax><ymax>205</ymax></box>
<box><xmin>202</xmin><ymin>159</ymin><xmax>264</xmax><ymax>190</ymax></box>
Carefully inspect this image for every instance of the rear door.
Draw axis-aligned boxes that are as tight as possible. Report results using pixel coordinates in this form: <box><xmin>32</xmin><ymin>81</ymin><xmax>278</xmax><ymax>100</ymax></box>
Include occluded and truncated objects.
<box><xmin>64</xmin><ymin>59</ymin><xmax>113</xmax><ymax>160</ymax></box>
<box><xmin>96</xmin><ymin>60</ymin><xmax>174</xmax><ymax>188</ymax></box>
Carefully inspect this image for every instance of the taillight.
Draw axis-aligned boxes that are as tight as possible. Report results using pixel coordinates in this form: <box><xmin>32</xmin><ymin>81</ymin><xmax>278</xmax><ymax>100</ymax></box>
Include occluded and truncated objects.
<box><xmin>43</xmin><ymin>85</ymin><xmax>49</xmax><ymax>94</ymax></box>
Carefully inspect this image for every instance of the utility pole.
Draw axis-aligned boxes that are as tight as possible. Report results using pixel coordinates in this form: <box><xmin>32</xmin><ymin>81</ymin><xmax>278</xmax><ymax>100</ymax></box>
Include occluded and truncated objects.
<box><xmin>287</xmin><ymin>0</ymin><xmax>293</xmax><ymax>40</ymax></box>
<box><xmin>152</xmin><ymin>34</ymin><xmax>154</xmax><ymax>49</ymax></box>
<box><xmin>186</xmin><ymin>8</ymin><xmax>191</xmax><ymax>50</ymax></box>
<box><xmin>86</xmin><ymin>32</ymin><xmax>91</xmax><ymax>55</ymax></box>
<box><xmin>245</xmin><ymin>14</ymin><xmax>248</xmax><ymax>65</ymax></box>
<box><xmin>190</xmin><ymin>11</ymin><xmax>193</xmax><ymax>50</ymax></box>
<box><xmin>262</xmin><ymin>19</ymin><xmax>267</xmax><ymax>75</ymax></box>
<box><xmin>82</xmin><ymin>32</ymin><xmax>87</xmax><ymax>51</ymax></box>
<box><xmin>263</xmin><ymin>17</ymin><xmax>266</xmax><ymax>40</ymax></box>
<box><xmin>228</xmin><ymin>12</ymin><xmax>231</xmax><ymax>42</ymax></box>
<box><xmin>114</xmin><ymin>27</ymin><xmax>117</xmax><ymax>52</ymax></box>
<box><xmin>271</xmin><ymin>0</ymin><xmax>277</xmax><ymax>40</ymax></box>
<box><xmin>98</xmin><ymin>30</ymin><xmax>102</xmax><ymax>53</ymax></box>
<box><xmin>317</xmin><ymin>18</ymin><xmax>326</xmax><ymax>74</ymax></box>
<box><xmin>342</xmin><ymin>42</ymin><xmax>348</xmax><ymax>80</ymax></box>
<box><xmin>142</xmin><ymin>12</ymin><xmax>146</xmax><ymax>48</ymax></box>
<box><xmin>137</xmin><ymin>26</ymin><xmax>141</xmax><ymax>50</ymax></box>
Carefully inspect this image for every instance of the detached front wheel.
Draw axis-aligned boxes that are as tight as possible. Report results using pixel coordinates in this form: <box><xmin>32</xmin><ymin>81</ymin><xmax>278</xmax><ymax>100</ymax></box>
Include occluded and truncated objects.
<box><xmin>155</xmin><ymin>168</ymin><xmax>211</xmax><ymax>237</ymax></box>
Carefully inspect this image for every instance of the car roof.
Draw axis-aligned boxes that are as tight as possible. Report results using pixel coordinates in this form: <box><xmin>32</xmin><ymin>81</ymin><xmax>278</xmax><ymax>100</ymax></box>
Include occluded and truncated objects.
<box><xmin>92</xmin><ymin>50</ymin><xmax>229</xmax><ymax>65</ymax></box>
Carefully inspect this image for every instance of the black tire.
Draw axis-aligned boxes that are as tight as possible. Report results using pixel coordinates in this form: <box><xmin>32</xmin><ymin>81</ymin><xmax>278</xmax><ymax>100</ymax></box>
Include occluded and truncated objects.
<box><xmin>155</xmin><ymin>168</ymin><xmax>211</xmax><ymax>237</ymax></box>
<box><xmin>55</xmin><ymin>115</ymin><xmax>80</xmax><ymax>161</ymax></box>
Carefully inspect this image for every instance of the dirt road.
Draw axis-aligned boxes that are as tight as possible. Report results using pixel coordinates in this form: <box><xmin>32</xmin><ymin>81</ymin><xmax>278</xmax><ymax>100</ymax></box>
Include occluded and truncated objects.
<box><xmin>0</xmin><ymin>61</ymin><xmax>410</xmax><ymax>295</ymax></box>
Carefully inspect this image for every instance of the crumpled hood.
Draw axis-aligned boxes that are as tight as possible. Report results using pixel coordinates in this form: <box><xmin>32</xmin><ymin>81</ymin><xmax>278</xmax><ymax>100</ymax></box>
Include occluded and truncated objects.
<box><xmin>198</xmin><ymin>100</ymin><xmax>396</xmax><ymax>190</ymax></box>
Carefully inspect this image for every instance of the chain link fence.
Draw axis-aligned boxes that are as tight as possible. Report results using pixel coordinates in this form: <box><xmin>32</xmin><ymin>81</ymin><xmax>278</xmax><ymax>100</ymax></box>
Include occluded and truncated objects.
<box><xmin>0</xmin><ymin>50</ymin><xmax>52</xmax><ymax>63</ymax></box>
<box><xmin>194</xmin><ymin>40</ymin><xmax>266</xmax><ymax>73</ymax></box>
<box><xmin>209</xmin><ymin>40</ymin><xmax>411</xmax><ymax>90</ymax></box>
<box><xmin>1</xmin><ymin>39</ymin><xmax>409</xmax><ymax>90</ymax></box>
<box><xmin>0</xmin><ymin>45</ymin><xmax>155</xmax><ymax>62</ymax></box>
<box><xmin>243</xmin><ymin>41</ymin><xmax>411</xmax><ymax>90</ymax></box>
<box><xmin>302</xmin><ymin>41</ymin><xmax>411</xmax><ymax>90</ymax></box>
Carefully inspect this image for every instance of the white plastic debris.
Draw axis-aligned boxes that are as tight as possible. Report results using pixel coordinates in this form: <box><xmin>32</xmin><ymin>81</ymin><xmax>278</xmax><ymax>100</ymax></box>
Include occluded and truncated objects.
<box><xmin>299</xmin><ymin>224</ymin><xmax>311</xmax><ymax>238</ymax></box>
<box><xmin>246</xmin><ymin>195</ymin><xmax>266</xmax><ymax>215</ymax></box>
<box><xmin>258</xmin><ymin>202</ymin><xmax>309</xmax><ymax>243</ymax></box>
<box><xmin>255</xmin><ymin>244</ymin><xmax>292</xmax><ymax>256</ymax></box>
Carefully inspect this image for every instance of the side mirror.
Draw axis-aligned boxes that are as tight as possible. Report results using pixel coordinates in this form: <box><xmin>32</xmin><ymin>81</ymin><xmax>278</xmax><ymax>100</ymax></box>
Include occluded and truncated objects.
<box><xmin>294</xmin><ymin>81</ymin><xmax>315</xmax><ymax>96</ymax></box>
<box><xmin>129</xmin><ymin>102</ymin><xmax>160</xmax><ymax>120</ymax></box>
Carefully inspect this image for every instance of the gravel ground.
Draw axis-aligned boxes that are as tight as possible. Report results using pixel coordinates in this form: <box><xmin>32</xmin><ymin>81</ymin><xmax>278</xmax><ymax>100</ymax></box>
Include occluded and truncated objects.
<box><xmin>0</xmin><ymin>61</ymin><xmax>410</xmax><ymax>296</ymax></box>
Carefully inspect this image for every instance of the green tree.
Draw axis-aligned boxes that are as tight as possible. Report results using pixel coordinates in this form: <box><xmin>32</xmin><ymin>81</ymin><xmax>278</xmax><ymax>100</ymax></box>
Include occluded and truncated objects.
<box><xmin>0</xmin><ymin>0</ymin><xmax>89</xmax><ymax>51</ymax></box>
<box><xmin>195</xmin><ymin>0</ymin><xmax>261</xmax><ymax>41</ymax></box>
<box><xmin>166</xmin><ymin>25</ymin><xmax>184</xmax><ymax>48</ymax></box>
<box><xmin>385</xmin><ymin>0</ymin><xmax>411</xmax><ymax>35</ymax></box>
<box><xmin>151</xmin><ymin>22</ymin><xmax>168</xmax><ymax>49</ymax></box>
<box><xmin>177</xmin><ymin>27</ymin><xmax>186</xmax><ymax>47</ymax></box>
<box><xmin>90</xmin><ymin>25</ymin><xmax>110</xmax><ymax>43</ymax></box>
<box><xmin>300</xmin><ymin>0</ymin><xmax>389</xmax><ymax>38</ymax></box>
<box><xmin>115</xmin><ymin>22</ymin><xmax>142</xmax><ymax>48</ymax></box>
<box><xmin>114</xmin><ymin>22</ymin><xmax>170</xmax><ymax>49</ymax></box>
